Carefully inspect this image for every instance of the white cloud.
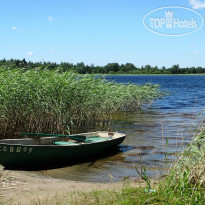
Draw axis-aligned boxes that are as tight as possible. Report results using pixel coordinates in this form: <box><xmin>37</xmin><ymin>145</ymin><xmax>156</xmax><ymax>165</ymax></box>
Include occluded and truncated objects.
<box><xmin>50</xmin><ymin>50</ymin><xmax>55</xmax><ymax>54</ymax></box>
<box><xmin>27</xmin><ymin>52</ymin><xmax>33</xmax><ymax>56</ymax></box>
<box><xmin>12</xmin><ymin>26</ymin><xmax>21</xmax><ymax>31</ymax></box>
<box><xmin>189</xmin><ymin>0</ymin><xmax>205</xmax><ymax>9</ymax></box>
<box><xmin>48</xmin><ymin>16</ymin><xmax>54</xmax><ymax>22</ymax></box>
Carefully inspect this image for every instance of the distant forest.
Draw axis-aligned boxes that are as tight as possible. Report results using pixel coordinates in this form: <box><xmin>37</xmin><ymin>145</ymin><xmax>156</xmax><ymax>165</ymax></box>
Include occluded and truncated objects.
<box><xmin>0</xmin><ymin>58</ymin><xmax>205</xmax><ymax>74</ymax></box>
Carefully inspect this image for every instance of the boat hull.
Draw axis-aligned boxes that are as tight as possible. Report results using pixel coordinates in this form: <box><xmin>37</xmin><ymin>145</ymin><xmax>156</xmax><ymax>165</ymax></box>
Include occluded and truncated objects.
<box><xmin>0</xmin><ymin>134</ymin><xmax>125</xmax><ymax>169</ymax></box>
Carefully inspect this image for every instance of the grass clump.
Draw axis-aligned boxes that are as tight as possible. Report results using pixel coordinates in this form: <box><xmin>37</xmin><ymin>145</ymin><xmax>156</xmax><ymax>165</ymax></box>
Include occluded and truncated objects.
<box><xmin>157</xmin><ymin>128</ymin><xmax>205</xmax><ymax>204</ymax></box>
<box><xmin>175</xmin><ymin>128</ymin><xmax>205</xmax><ymax>186</ymax></box>
<box><xmin>0</xmin><ymin>69</ymin><xmax>165</xmax><ymax>138</ymax></box>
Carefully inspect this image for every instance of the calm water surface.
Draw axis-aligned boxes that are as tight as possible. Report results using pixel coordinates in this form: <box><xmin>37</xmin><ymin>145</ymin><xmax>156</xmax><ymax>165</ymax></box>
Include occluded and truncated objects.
<box><xmin>41</xmin><ymin>75</ymin><xmax>205</xmax><ymax>182</ymax></box>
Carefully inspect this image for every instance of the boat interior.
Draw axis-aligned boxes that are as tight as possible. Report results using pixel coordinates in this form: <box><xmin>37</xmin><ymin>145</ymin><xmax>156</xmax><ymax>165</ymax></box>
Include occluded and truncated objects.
<box><xmin>0</xmin><ymin>132</ymin><xmax>124</xmax><ymax>145</ymax></box>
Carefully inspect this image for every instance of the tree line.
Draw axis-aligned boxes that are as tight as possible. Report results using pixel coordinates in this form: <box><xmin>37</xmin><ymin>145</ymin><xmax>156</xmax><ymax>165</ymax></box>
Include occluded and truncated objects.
<box><xmin>0</xmin><ymin>58</ymin><xmax>205</xmax><ymax>74</ymax></box>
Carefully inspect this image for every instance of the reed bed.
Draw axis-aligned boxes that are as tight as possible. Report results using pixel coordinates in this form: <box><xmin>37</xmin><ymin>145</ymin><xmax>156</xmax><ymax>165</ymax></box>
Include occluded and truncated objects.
<box><xmin>152</xmin><ymin>127</ymin><xmax>205</xmax><ymax>204</ymax></box>
<box><xmin>0</xmin><ymin>69</ymin><xmax>165</xmax><ymax>138</ymax></box>
<box><xmin>165</xmin><ymin>127</ymin><xmax>205</xmax><ymax>188</ymax></box>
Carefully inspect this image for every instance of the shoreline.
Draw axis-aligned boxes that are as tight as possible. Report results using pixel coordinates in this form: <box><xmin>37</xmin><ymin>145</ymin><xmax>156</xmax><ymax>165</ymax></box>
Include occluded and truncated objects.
<box><xmin>0</xmin><ymin>166</ymin><xmax>155</xmax><ymax>205</ymax></box>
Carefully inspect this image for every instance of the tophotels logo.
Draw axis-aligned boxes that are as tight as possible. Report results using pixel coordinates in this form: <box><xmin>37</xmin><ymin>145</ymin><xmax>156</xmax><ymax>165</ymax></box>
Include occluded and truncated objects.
<box><xmin>143</xmin><ymin>6</ymin><xmax>204</xmax><ymax>36</ymax></box>
<box><xmin>150</xmin><ymin>10</ymin><xmax>197</xmax><ymax>29</ymax></box>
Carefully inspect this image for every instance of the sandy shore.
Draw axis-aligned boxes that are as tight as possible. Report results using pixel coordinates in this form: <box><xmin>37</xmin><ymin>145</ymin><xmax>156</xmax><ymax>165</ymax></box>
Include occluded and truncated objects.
<box><xmin>0</xmin><ymin>165</ymin><xmax>156</xmax><ymax>205</ymax></box>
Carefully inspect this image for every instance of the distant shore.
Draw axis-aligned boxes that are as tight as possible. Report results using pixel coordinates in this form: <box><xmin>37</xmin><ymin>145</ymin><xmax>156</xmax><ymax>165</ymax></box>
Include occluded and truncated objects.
<box><xmin>89</xmin><ymin>73</ymin><xmax>205</xmax><ymax>76</ymax></box>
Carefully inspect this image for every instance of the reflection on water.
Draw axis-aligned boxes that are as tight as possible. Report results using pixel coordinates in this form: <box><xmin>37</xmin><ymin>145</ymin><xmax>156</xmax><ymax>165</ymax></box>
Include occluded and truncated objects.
<box><xmin>38</xmin><ymin>75</ymin><xmax>205</xmax><ymax>182</ymax></box>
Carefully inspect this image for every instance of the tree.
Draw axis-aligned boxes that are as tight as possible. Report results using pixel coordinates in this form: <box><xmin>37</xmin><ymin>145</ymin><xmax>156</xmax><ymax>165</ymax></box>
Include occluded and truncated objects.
<box><xmin>170</xmin><ymin>64</ymin><xmax>180</xmax><ymax>74</ymax></box>
<box><xmin>104</xmin><ymin>63</ymin><xmax>120</xmax><ymax>73</ymax></box>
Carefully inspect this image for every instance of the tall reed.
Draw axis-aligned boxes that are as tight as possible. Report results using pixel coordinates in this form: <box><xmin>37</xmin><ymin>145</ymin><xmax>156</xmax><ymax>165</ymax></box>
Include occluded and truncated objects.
<box><xmin>0</xmin><ymin>69</ymin><xmax>165</xmax><ymax>138</ymax></box>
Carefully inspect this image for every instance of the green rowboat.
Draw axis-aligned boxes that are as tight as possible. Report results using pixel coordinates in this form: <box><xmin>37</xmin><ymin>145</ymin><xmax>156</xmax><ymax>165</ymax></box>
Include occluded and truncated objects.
<box><xmin>0</xmin><ymin>131</ymin><xmax>126</xmax><ymax>169</ymax></box>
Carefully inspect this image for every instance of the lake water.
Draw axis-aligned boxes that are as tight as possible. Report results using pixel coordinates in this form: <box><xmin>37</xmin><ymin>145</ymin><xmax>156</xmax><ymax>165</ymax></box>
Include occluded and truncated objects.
<box><xmin>42</xmin><ymin>75</ymin><xmax>205</xmax><ymax>182</ymax></box>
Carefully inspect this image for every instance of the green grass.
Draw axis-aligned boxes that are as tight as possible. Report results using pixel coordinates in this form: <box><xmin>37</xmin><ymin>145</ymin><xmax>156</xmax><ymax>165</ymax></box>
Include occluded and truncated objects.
<box><xmin>69</xmin><ymin>186</ymin><xmax>204</xmax><ymax>205</ymax></box>
<box><xmin>0</xmin><ymin>68</ymin><xmax>165</xmax><ymax>138</ymax></box>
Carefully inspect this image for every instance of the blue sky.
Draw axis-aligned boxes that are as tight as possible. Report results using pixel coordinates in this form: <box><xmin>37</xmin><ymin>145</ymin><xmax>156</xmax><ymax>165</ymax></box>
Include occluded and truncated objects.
<box><xmin>0</xmin><ymin>0</ymin><xmax>205</xmax><ymax>67</ymax></box>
